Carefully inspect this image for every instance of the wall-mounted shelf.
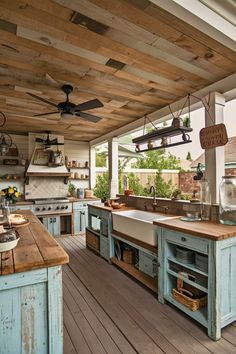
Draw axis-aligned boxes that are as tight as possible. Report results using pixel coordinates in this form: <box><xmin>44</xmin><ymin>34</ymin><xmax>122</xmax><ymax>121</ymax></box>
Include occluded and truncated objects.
<box><xmin>66</xmin><ymin>166</ymin><xmax>90</xmax><ymax>170</ymax></box>
<box><xmin>69</xmin><ymin>178</ymin><xmax>89</xmax><ymax>181</ymax></box>
<box><xmin>26</xmin><ymin>172</ymin><xmax>71</xmax><ymax>177</ymax></box>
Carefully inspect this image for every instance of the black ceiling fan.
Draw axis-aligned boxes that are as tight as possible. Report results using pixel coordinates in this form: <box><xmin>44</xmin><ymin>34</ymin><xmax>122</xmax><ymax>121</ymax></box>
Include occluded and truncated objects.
<box><xmin>35</xmin><ymin>131</ymin><xmax>64</xmax><ymax>149</ymax></box>
<box><xmin>27</xmin><ymin>85</ymin><xmax>103</xmax><ymax>123</ymax></box>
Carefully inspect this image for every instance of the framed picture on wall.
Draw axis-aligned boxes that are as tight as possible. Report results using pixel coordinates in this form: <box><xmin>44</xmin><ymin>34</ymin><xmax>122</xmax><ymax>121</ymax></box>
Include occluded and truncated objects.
<box><xmin>32</xmin><ymin>149</ymin><xmax>51</xmax><ymax>165</ymax></box>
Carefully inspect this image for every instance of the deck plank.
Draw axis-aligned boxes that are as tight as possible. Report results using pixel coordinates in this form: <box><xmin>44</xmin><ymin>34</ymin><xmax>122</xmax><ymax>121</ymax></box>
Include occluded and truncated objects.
<box><xmin>60</xmin><ymin>236</ymin><xmax>236</xmax><ymax>354</ymax></box>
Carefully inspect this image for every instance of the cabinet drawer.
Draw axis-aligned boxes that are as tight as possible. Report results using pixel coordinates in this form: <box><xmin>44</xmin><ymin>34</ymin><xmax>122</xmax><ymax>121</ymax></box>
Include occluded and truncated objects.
<box><xmin>164</xmin><ymin>229</ymin><xmax>209</xmax><ymax>255</ymax></box>
<box><xmin>88</xmin><ymin>206</ymin><xmax>102</xmax><ymax>217</ymax></box>
<box><xmin>86</xmin><ymin>228</ymin><xmax>100</xmax><ymax>252</ymax></box>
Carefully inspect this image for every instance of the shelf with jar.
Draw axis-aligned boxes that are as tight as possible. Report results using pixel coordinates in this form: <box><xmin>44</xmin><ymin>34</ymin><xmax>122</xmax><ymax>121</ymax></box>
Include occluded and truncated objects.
<box><xmin>69</xmin><ymin>171</ymin><xmax>89</xmax><ymax>180</ymax></box>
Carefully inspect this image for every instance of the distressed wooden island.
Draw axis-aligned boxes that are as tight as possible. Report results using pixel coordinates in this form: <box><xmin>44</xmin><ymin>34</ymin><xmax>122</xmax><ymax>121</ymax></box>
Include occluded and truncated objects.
<box><xmin>0</xmin><ymin>210</ymin><xmax>69</xmax><ymax>354</ymax></box>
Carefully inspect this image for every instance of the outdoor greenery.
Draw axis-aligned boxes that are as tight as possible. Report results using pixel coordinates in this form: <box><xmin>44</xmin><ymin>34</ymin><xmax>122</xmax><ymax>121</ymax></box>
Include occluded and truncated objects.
<box><xmin>133</xmin><ymin>149</ymin><xmax>181</xmax><ymax>170</ymax></box>
<box><xmin>93</xmin><ymin>142</ymin><xmax>190</xmax><ymax>201</ymax></box>
<box><xmin>96</xmin><ymin>151</ymin><xmax>106</xmax><ymax>167</ymax></box>
<box><xmin>93</xmin><ymin>172</ymin><xmax>110</xmax><ymax>201</ymax></box>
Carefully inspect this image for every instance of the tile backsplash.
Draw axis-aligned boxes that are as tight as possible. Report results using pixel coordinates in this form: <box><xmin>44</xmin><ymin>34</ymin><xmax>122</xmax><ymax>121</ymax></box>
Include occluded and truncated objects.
<box><xmin>25</xmin><ymin>177</ymin><xmax>68</xmax><ymax>199</ymax></box>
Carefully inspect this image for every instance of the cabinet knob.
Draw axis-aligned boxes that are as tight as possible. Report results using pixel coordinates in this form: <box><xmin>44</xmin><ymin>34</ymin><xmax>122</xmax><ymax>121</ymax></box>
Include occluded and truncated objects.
<box><xmin>181</xmin><ymin>237</ymin><xmax>186</xmax><ymax>242</ymax></box>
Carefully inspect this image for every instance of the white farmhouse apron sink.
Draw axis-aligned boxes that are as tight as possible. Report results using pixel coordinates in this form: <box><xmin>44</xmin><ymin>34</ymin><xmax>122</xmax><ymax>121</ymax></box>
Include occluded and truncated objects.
<box><xmin>112</xmin><ymin>210</ymin><xmax>173</xmax><ymax>246</ymax></box>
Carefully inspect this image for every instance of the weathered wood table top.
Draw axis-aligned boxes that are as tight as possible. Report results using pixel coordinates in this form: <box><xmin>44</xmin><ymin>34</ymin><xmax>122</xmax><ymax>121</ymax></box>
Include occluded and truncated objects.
<box><xmin>153</xmin><ymin>217</ymin><xmax>236</xmax><ymax>240</ymax></box>
<box><xmin>88</xmin><ymin>203</ymin><xmax>136</xmax><ymax>212</ymax></box>
<box><xmin>0</xmin><ymin>210</ymin><xmax>69</xmax><ymax>275</ymax></box>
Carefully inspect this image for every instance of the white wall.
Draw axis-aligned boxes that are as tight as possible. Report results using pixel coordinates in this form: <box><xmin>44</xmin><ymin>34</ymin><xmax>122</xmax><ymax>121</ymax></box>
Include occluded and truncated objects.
<box><xmin>64</xmin><ymin>140</ymin><xmax>90</xmax><ymax>189</ymax></box>
<box><xmin>0</xmin><ymin>135</ymin><xmax>90</xmax><ymax>196</ymax></box>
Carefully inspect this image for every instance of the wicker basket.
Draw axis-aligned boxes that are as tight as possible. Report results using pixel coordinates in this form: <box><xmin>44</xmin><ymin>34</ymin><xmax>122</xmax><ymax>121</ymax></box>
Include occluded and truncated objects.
<box><xmin>172</xmin><ymin>288</ymin><xmax>207</xmax><ymax>311</ymax></box>
<box><xmin>123</xmin><ymin>249</ymin><xmax>134</xmax><ymax>264</ymax></box>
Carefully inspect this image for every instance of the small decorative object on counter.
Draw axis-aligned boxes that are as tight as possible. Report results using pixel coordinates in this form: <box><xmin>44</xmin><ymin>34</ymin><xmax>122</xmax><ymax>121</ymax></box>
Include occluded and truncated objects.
<box><xmin>219</xmin><ymin>176</ymin><xmax>236</xmax><ymax>225</ymax></box>
<box><xmin>200</xmin><ymin>179</ymin><xmax>211</xmax><ymax>220</ymax></box>
<box><xmin>124</xmin><ymin>189</ymin><xmax>134</xmax><ymax>196</ymax></box>
<box><xmin>84</xmin><ymin>189</ymin><xmax>93</xmax><ymax>198</ymax></box>
<box><xmin>68</xmin><ymin>181</ymin><xmax>76</xmax><ymax>197</ymax></box>
<box><xmin>85</xmin><ymin>161</ymin><xmax>89</xmax><ymax>168</ymax></box>
<box><xmin>77</xmin><ymin>188</ymin><xmax>85</xmax><ymax>199</ymax></box>
<box><xmin>1</xmin><ymin>186</ymin><xmax>20</xmax><ymax>204</ymax></box>
<box><xmin>0</xmin><ymin>228</ymin><xmax>20</xmax><ymax>253</ymax></box>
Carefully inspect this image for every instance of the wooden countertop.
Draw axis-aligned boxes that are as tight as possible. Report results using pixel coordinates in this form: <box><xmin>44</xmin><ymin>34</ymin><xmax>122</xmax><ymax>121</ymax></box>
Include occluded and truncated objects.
<box><xmin>16</xmin><ymin>201</ymin><xmax>34</xmax><ymax>205</ymax></box>
<box><xmin>87</xmin><ymin>203</ymin><xmax>135</xmax><ymax>212</ymax></box>
<box><xmin>153</xmin><ymin>217</ymin><xmax>236</xmax><ymax>241</ymax></box>
<box><xmin>0</xmin><ymin>210</ymin><xmax>69</xmax><ymax>275</ymax></box>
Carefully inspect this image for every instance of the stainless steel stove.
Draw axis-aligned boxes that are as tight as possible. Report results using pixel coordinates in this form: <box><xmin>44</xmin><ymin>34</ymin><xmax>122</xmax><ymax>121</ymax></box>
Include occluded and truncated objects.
<box><xmin>32</xmin><ymin>198</ymin><xmax>72</xmax><ymax>215</ymax></box>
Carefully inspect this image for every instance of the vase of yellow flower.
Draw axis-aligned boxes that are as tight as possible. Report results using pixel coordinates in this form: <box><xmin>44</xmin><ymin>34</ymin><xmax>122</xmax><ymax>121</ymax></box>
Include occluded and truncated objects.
<box><xmin>1</xmin><ymin>186</ymin><xmax>20</xmax><ymax>204</ymax></box>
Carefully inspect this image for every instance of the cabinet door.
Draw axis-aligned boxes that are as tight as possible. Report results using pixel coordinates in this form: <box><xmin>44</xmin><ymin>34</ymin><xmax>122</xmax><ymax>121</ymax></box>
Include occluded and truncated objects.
<box><xmin>80</xmin><ymin>208</ymin><xmax>88</xmax><ymax>233</ymax></box>
<box><xmin>73</xmin><ymin>210</ymin><xmax>81</xmax><ymax>235</ymax></box>
<box><xmin>52</xmin><ymin>216</ymin><xmax>60</xmax><ymax>237</ymax></box>
<box><xmin>43</xmin><ymin>216</ymin><xmax>60</xmax><ymax>237</ymax></box>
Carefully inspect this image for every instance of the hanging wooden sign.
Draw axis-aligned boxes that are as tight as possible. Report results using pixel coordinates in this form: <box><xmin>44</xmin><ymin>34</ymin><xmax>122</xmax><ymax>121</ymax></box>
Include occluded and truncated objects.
<box><xmin>199</xmin><ymin>123</ymin><xmax>228</xmax><ymax>149</ymax></box>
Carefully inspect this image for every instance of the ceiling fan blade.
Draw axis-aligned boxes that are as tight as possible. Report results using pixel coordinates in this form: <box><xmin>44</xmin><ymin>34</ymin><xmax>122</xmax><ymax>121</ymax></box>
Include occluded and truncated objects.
<box><xmin>27</xmin><ymin>92</ymin><xmax>58</xmax><ymax>108</ymax></box>
<box><xmin>76</xmin><ymin>111</ymin><xmax>102</xmax><ymax>123</ymax></box>
<box><xmin>33</xmin><ymin>111</ymin><xmax>59</xmax><ymax>117</ymax></box>
<box><xmin>35</xmin><ymin>138</ymin><xmax>44</xmax><ymax>142</ymax></box>
<box><xmin>74</xmin><ymin>99</ymin><xmax>103</xmax><ymax>112</ymax></box>
<box><xmin>49</xmin><ymin>138</ymin><xmax>58</xmax><ymax>144</ymax></box>
<box><xmin>50</xmin><ymin>142</ymin><xmax>64</xmax><ymax>145</ymax></box>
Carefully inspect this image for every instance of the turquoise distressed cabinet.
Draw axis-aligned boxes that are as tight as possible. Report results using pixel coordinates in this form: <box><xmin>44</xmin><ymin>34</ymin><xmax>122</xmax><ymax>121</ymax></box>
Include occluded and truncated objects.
<box><xmin>42</xmin><ymin>216</ymin><xmax>61</xmax><ymax>237</ymax></box>
<box><xmin>0</xmin><ymin>267</ymin><xmax>62</xmax><ymax>354</ymax></box>
<box><xmin>87</xmin><ymin>205</ymin><xmax>111</xmax><ymax>260</ymax></box>
<box><xmin>157</xmin><ymin>223</ymin><xmax>236</xmax><ymax>341</ymax></box>
<box><xmin>0</xmin><ymin>210</ymin><xmax>69</xmax><ymax>354</ymax></box>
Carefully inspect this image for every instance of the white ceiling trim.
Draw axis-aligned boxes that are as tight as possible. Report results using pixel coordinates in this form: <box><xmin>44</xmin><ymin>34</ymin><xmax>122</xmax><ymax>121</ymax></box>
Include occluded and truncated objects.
<box><xmin>149</xmin><ymin>0</ymin><xmax>236</xmax><ymax>52</ymax></box>
<box><xmin>89</xmin><ymin>73</ymin><xmax>236</xmax><ymax>147</ymax></box>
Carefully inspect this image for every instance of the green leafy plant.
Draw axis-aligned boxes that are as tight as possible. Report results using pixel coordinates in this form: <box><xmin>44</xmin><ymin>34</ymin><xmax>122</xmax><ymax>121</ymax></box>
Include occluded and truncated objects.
<box><xmin>171</xmin><ymin>188</ymin><xmax>181</xmax><ymax>200</ymax></box>
<box><xmin>68</xmin><ymin>181</ymin><xmax>76</xmax><ymax>197</ymax></box>
<box><xmin>133</xmin><ymin>149</ymin><xmax>180</xmax><ymax>170</ymax></box>
<box><xmin>94</xmin><ymin>172</ymin><xmax>109</xmax><ymax>202</ymax></box>
<box><xmin>1</xmin><ymin>186</ymin><xmax>20</xmax><ymax>204</ymax></box>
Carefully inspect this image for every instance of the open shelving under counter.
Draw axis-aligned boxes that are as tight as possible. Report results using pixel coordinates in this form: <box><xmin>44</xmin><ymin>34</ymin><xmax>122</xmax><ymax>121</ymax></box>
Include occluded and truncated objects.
<box><xmin>111</xmin><ymin>257</ymin><xmax>158</xmax><ymax>293</ymax></box>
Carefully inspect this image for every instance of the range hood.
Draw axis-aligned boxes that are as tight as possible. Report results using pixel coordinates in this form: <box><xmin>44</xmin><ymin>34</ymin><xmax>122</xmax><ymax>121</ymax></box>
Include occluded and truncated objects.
<box><xmin>26</xmin><ymin>133</ymin><xmax>70</xmax><ymax>177</ymax></box>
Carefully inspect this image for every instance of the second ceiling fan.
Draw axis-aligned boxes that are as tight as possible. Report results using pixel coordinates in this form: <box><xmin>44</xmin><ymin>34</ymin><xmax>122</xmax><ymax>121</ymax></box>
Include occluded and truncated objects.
<box><xmin>27</xmin><ymin>85</ymin><xmax>103</xmax><ymax>123</ymax></box>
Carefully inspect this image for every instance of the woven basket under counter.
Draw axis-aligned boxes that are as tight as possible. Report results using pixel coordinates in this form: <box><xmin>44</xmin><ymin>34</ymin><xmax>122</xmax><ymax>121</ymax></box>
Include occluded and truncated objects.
<box><xmin>172</xmin><ymin>276</ymin><xmax>207</xmax><ymax>311</ymax></box>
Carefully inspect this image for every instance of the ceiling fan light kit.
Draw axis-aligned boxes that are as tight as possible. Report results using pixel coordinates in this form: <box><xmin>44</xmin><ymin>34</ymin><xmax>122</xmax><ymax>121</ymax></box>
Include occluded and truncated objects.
<box><xmin>27</xmin><ymin>84</ymin><xmax>104</xmax><ymax>123</ymax></box>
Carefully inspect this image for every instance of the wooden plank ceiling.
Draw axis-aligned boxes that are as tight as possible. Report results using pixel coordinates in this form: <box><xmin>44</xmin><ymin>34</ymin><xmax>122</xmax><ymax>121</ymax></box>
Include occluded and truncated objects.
<box><xmin>0</xmin><ymin>0</ymin><xmax>235</xmax><ymax>141</ymax></box>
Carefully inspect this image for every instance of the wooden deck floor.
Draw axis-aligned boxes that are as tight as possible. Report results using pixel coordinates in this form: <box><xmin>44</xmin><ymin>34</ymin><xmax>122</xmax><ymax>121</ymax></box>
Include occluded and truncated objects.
<box><xmin>58</xmin><ymin>236</ymin><xmax>236</xmax><ymax>354</ymax></box>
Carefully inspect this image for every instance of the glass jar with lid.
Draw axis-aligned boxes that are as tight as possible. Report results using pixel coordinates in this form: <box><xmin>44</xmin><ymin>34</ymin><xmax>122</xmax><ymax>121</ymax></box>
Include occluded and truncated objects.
<box><xmin>219</xmin><ymin>176</ymin><xmax>236</xmax><ymax>225</ymax></box>
<box><xmin>200</xmin><ymin>179</ymin><xmax>211</xmax><ymax>220</ymax></box>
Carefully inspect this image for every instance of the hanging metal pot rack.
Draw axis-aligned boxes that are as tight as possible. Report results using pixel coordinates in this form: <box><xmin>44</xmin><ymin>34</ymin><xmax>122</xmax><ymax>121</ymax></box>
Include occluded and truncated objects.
<box><xmin>133</xmin><ymin>94</ymin><xmax>193</xmax><ymax>153</ymax></box>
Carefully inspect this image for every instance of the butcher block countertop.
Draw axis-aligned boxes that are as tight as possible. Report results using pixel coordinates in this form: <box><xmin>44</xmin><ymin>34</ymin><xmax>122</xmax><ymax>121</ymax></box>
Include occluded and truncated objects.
<box><xmin>154</xmin><ymin>217</ymin><xmax>236</xmax><ymax>241</ymax></box>
<box><xmin>0</xmin><ymin>210</ymin><xmax>69</xmax><ymax>276</ymax></box>
<box><xmin>87</xmin><ymin>203</ymin><xmax>135</xmax><ymax>212</ymax></box>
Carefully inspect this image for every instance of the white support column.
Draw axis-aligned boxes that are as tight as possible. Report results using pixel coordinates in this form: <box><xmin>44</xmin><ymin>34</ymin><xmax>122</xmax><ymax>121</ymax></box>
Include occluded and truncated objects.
<box><xmin>204</xmin><ymin>92</ymin><xmax>225</xmax><ymax>204</ymax></box>
<box><xmin>89</xmin><ymin>146</ymin><xmax>96</xmax><ymax>189</ymax></box>
<box><xmin>108</xmin><ymin>137</ymin><xmax>119</xmax><ymax>198</ymax></box>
